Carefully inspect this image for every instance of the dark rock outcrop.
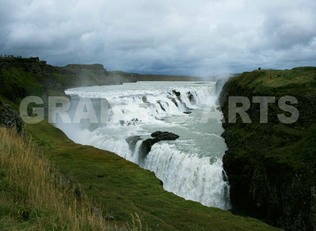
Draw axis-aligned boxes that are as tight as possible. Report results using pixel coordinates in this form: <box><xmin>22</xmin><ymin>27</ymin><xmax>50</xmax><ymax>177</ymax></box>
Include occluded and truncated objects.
<box><xmin>139</xmin><ymin>131</ymin><xmax>179</xmax><ymax>161</ymax></box>
<box><xmin>187</xmin><ymin>91</ymin><xmax>196</xmax><ymax>105</ymax></box>
<box><xmin>151</xmin><ymin>131</ymin><xmax>179</xmax><ymax>140</ymax></box>
<box><xmin>0</xmin><ymin>101</ymin><xmax>24</xmax><ymax>135</ymax></box>
<box><xmin>172</xmin><ymin>90</ymin><xmax>181</xmax><ymax>97</ymax></box>
<box><xmin>219</xmin><ymin>68</ymin><xmax>316</xmax><ymax>231</ymax></box>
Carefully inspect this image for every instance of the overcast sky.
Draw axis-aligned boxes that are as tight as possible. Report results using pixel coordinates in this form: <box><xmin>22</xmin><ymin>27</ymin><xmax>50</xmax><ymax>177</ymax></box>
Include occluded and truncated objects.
<box><xmin>1</xmin><ymin>0</ymin><xmax>316</xmax><ymax>76</ymax></box>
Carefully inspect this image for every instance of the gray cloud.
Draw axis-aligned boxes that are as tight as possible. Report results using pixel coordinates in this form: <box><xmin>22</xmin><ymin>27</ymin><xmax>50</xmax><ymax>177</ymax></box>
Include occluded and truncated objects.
<box><xmin>1</xmin><ymin>0</ymin><xmax>316</xmax><ymax>76</ymax></box>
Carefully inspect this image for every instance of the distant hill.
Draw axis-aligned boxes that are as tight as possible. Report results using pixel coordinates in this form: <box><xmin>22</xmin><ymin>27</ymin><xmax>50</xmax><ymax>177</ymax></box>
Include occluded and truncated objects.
<box><xmin>0</xmin><ymin>56</ymin><xmax>206</xmax><ymax>102</ymax></box>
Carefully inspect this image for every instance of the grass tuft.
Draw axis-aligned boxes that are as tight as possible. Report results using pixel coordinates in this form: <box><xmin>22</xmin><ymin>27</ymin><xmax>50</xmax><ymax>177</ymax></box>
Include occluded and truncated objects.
<box><xmin>0</xmin><ymin>128</ymin><xmax>136</xmax><ymax>230</ymax></box>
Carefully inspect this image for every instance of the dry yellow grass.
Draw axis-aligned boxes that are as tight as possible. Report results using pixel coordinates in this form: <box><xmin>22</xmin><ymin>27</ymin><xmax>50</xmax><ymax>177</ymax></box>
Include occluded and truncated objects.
<box><xmin>0</xmin><ymin>128</ymin><xmax>141</xmax><ymax>230</ymax></box>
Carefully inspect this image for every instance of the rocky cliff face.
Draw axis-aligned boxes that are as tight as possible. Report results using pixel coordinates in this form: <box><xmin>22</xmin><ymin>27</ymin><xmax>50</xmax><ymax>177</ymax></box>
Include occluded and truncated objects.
<box><xmin>219</xmin><ymin>68</ymin><xmax>316</xmax><ymax>231</ymax></box>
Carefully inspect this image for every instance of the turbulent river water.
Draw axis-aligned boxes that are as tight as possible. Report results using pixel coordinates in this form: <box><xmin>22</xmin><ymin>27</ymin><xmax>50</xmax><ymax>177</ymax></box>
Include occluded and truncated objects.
<box><xmin>55</xmin><ymin>81</ymin><xmax>230</xmax><ymax>209</ymax></box>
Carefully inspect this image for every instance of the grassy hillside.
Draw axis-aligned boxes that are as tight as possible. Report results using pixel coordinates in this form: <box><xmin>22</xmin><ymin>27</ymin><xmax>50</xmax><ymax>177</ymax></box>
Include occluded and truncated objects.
<box><xmin>0</xmin><ymin>128</ymin><xmax>130</xmax><ymax>230</ymax></box>
<box><xmin>219</xmin><ymin>67</ymin><xmax>316</xmax><ymax>230</ymax></box>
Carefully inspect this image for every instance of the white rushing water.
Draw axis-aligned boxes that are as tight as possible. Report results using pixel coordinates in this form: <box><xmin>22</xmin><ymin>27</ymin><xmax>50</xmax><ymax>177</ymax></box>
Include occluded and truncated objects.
<box><xmin>55</xmin><ymin>81</ymin><xmax>230</xmax><ymax>209</ymax></box>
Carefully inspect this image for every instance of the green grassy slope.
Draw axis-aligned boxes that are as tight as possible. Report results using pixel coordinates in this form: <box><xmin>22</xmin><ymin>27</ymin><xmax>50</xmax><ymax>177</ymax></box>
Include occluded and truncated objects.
<box><xmin>0</xmin><ymin>128</ymin><xmax>125</xmax><ymax>231</ymax></box>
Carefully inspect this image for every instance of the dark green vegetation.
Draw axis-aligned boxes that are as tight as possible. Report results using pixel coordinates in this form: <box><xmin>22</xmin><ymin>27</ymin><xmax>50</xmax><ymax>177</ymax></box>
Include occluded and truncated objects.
<box><xmin>0</xmin><ymin>56</ymin><xmax>281</xmax><ymax>230</ymax></box>
<box><xmin>219</xmin><ymin>67</ymin><xmax>316</xmax><ymax>231</ymax></box>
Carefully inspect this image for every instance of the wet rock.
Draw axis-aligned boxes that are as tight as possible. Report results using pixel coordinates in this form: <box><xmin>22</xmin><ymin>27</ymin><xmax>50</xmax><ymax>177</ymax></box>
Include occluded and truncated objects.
<box><xmin>172</xmin><ymin>90</ymin><xmax>181</xmax><ymax>97</ymax></box>
<box><xmin>126</xmin><ymin>135</ymin><xmax>141</xmax><ymax>152</ymax></box>
<box><xmin>157</xmin><ymin>100</ymin><xmax>166</xmax><ymax>111</ymax></box>
<box><xmin>151</xmin><ymin>131</ymin><xmax>179</xmax><ymax>140</ymax></box>
<box><xmin>187</xmin><ymin>91</ymin><xmax>196</xmax><ymax>104</ymax></box>
<box><xmin>142</xmin><ymin>96</ymin><xmax>148</xmax><ymax>103</ymax></box>
<box><xmin>170</xmin><ymin>98</ymin><xmax>178</xmax><ymax>107</ymax></box>
<box><xmin>139</xmin><ymin>131</ymin><xmax>179</xmax><ymax>161</ymax></box>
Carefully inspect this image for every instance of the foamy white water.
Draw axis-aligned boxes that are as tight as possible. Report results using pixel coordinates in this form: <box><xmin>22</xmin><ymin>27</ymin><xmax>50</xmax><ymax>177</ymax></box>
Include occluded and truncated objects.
<box><xmin>56</xmin><ymin>81</ymin><xmax>230</xmax><ymax>209</ymax></box>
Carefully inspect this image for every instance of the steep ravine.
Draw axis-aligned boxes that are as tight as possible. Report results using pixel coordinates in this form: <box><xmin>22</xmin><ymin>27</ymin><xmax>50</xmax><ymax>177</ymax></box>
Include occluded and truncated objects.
<box><xmin>219</xmin><ymin>68</ymin><xmax>316</xmax><ymax>231</ymax></box>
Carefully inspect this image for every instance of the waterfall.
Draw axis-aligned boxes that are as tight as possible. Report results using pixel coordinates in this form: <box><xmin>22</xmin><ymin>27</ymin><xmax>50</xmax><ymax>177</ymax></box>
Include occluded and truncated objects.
<box><xmin>57</xmin><ymin>81</ymin><xmax>230</xmax><ymax>209</ymax></box>
<box><xmin>143</xmin><ymin>143</ymin><xmax>230</xmax><ymax>208</ymax></box>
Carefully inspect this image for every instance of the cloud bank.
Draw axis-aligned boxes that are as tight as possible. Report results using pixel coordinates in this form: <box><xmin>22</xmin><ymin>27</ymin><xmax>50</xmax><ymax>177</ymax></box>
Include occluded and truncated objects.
<box><xmin>1</xmin><ymin>0</ymin><xmax>316</xmax><ymax>76</ymax></box>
